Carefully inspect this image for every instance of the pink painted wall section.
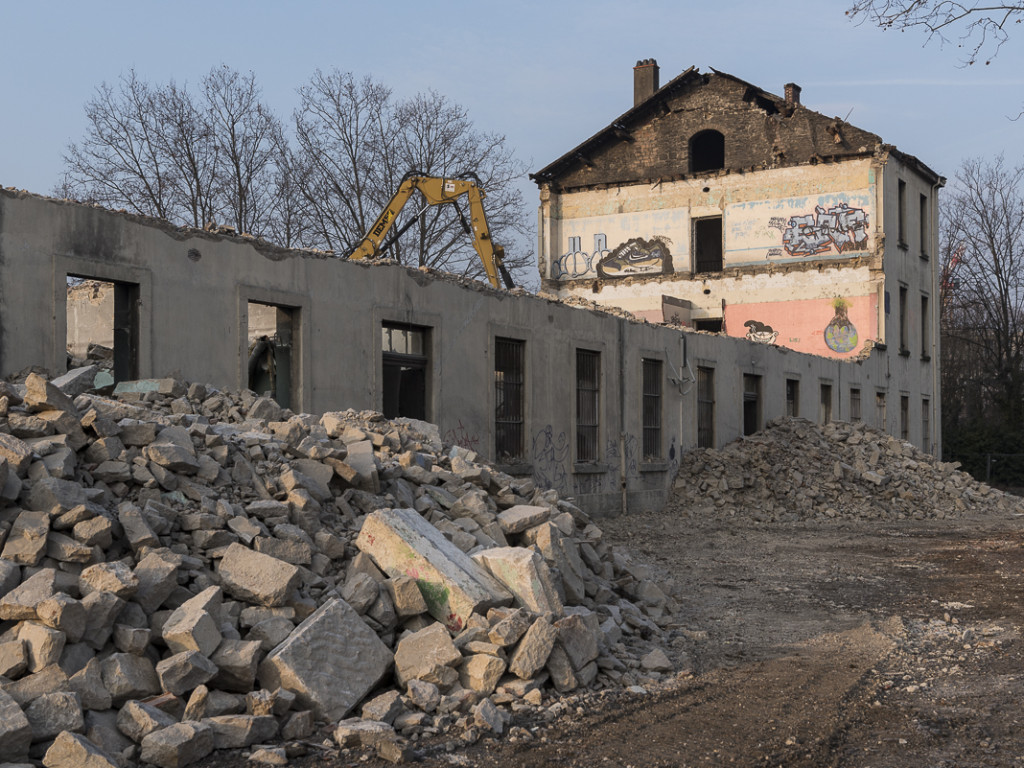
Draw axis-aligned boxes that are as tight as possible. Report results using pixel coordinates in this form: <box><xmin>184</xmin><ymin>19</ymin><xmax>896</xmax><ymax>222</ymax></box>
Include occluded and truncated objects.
<box><xmin>723</xmin><ymin>294</ymin><xmax>878</xmax><ymax>358</ymax></box>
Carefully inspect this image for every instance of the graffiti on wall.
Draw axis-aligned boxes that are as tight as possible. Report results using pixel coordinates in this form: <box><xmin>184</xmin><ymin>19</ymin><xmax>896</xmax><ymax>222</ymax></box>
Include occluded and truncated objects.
<box><xmin>552</xmin><ymin>234</ymin><xmax>673</xmax><ymax>280</ymax></box>
<box><xmin>596</xmin><ymin>236</ymin><xmax>673</xmax><ymax>278</ymax></box>
<box><xmin>823</xmin><ymin>298</ymin><xmax>859</xmax><ymax>353</ymax></box>
<box><xmin>781</xmin><ymin>203</ymin><xmax>869</xmax><ymax>257</ymax></box>
<box><xmin>443</xmin><ymin>419</ymin><xmax>480</xmax><ymax>453</ymax></box>
<box><xmin>744</xmin><ymin>320</ymin><xmax>779</xmax><ymax>345</ymax></box>
<box><xmin>532</xmin><ymin>426</ymin><xmax>570</xmax><ymax>492</ymax></box>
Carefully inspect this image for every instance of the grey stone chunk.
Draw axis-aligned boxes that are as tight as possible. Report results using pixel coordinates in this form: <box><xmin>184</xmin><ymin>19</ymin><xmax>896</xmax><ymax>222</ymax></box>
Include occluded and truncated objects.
<box><xmin>217</xmin><ymin>543</ymin><xmax>300</xmax><ymax>607</ymax></box>
<box><xmin>257</xmin><ymin>597</ymin><xmax>392</xmax><ymax>721</ymax></box>
<box><xmin>81</xmin><ymin>591</ymin><xmax>126</xmax><ymax>650</ymax></box>
<box><xmin>203</xmin><ymin>714</ymin><xmax>278</xmax><ymax>749</ymax></box>
<box><xmin>405</xmin><ymin>679</ymin><xmax>440</xmax><ymax>713</ymax></box>
<box><xmin>209</xmin><ymin>639</ymin><xmax>262</xmax><ymax>693</ymax></box>
<box><xmin>25</xmin><ymin>373</ymin><xmax>79</xmax><ymax>416</ymax></box>
<box><xmin>0</xmin><ymin>569</ymin><xmax>56</xmax><ymax>621</ymax></box>
<box><xmin>117</xmin><ymin>503</ymin><xmax>159</xmax><ymax>551</ymax></box>
<box><xmin>162</xmin><ymin>605</ymin><xmax>221</xmax><ymax>657</ymax></box>
<box><xmin>474</xmin><ymin>547</ymin><xmax>564</xmax><ymax>615</ymax></box>
<box><xmin>116</xmin><ymin>698</ymin><xmax>176</xmax><ymax>743</ymax></box>
<box><xmin>36</xmin><ymin>593</ymin><xmax>86</xmax><ymax>643</ymax></box>
<box><xmin>1</xmin><ymin>508</ymin><xmax>50</xmax><ymax>565</ymax></box>
<box><xmin>51</xmin><ymin>365</ymin><xmax>100</xmax><ymax>397</ymax></box>
<box><xmin>182</xmin><ymin>684</ymin><xmax>208</xmax><ymax>721</ymax></box>
<box><xmin>25</xmin><ymin>476</ymin><xmax>87</xmax><ymax>513</ymax></box>
<box><xmin>18</xmin><ymin>621</ymin><xmax>67</xmax><ymax>673</ymax></box>
<box><xmin>0</xmin><ymin>687</ymin><xmax>33</xmax><ymax>759</ymax></box>
<box><xmin>488</xmin><ymin>607</ymin><xmax>533</xmax><ymax>647</ymax></box>
<box><xmin>0</xmin><ymin>432</ymin><xmax>34</xmax><ymax>476</ymax></box>
<box><xmin>145</xmin><ymin>442</ymin><xmax>199</xmax><ymax>474</ymax></box>
<box><xmin>68</xmin><ymin>658</ymin><xmax>112</xmax><ymax>711</ymax></box>
<box><xmin>459</xmin><ymin>653</ymin><xmax>507</xmax><ymax>695</ymax></box>
<box><xmin>0</xmin><ymin>557</ymin><xmax>21</xmax><ymax>597</ymax></box>
<box><xmin>497</xmin><ymin>504</ymin><xmax>550</xmax><ymax>534</ymax></box>
<box><xmin>333</xmin><ymin>718</ymin><xmax>396</xmax><ymax>748</ymax></box>
<box><xmin>386</xmin><ymin>574</ymin><xmax>429</xmax><ymax>617</ymax></box>
<box><xmin>156</xmin><ymin>651</ymin><xmax>218</xmax><ymax>696</ymax></box>
<box><xmin>71</xmin><ymin>516</ymin><xmax>113</xmax><ymax>549</ymax></box>
<box><xmin>508</xmin><ymin>616</ymin><xmax>558</xmax><ymax>679</ymax></box>
<box><xmin>360</xmin><ymin>689</ymin><xmax>404</xmax><ymax>725</ymax></box>
<box><xmin>341</xmin><ymin>571</ymin><xmax>379</xmax><ymax>614</ymax></box>
<box><xmin>641</xmin><ymin>647</ymin><xmax>673</xmax><ymax>672</ymax></box>
<box><xmin>3</xmin><ymin>664</ymin><xmax>70</xmax><ymax>707</ymax></box>
<box><xmin>80</xmin><ymin>561</ymin><xmax>139</xmax><ymax>599</ymax></box>
<box><xmin>246</xmin><ymin>616</ymin><xmax>294</xmax><ymax>652</ymax></box>
<box><xmin>100</xmin><ymin>653</ymin><xmax>160</xmax><ymax>706</ymax></box>
<box><xmin>139</xmin><ymin>721</ymin><xmax>214</xmax><ymax>768</ymax></box>
<box><xmin>132</xmin><ymin>551</ymin><xmax>180</xmax><ymax>614</ymax></box>
<box><xmin>281</xmin><ymin>709</ymin><xmax>314</xmax><ymax>740</ymax></box>
<box><xmin>25</xmin><ymin>691</ymin><xmax>84</xmax><ymax>741</ymax></box>
<box><xmin>42</xmin><ymin>730</ymin><xmax>120</xmax><ymax>768</ymax></box>
<box><xmin>113</xmin><ymin>623</ymin><xmax>151</xmax><ymax>654</ymax></box>
<box><xmin>0</xmin><ymin>638</ymin><xmax>28</xmax><ymax>678</ymax></box>
<box><xmin>394</xmin><ymin>621</ymin><xmax>462</xmax><ymax>688</ymax></box>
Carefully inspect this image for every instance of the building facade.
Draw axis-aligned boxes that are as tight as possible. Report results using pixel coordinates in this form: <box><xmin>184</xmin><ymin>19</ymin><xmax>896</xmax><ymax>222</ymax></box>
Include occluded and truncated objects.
<box><xmin>532</xmin><ymin>62</ymin><xmax>942</xmax><ymax>454</ymax></box>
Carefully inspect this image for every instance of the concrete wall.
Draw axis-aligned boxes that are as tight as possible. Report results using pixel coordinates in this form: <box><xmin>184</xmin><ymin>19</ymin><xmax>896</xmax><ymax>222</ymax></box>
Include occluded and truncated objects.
<box><xmin>1</xmin><ymin>189</ymin><xmax>902</xmax><ymax>516</ymax></box>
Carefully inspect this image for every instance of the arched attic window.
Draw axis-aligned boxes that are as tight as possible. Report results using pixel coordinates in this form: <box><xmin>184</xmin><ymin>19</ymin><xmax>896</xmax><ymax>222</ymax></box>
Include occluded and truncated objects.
<box><xmin>690</xmin><ymin>130</ymin><xmax>725</xmax><ymax>173</ymax></box>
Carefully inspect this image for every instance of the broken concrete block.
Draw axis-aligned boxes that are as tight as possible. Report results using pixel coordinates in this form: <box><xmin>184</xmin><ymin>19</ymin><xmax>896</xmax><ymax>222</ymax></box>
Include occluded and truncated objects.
<box><xmin>35</xmin><ymin>594</ymin><xmax>85</xmax><ymax>644</ymax></box>
<box><xmin>25</xmin><ymin>373</ymin><xmax>79</xmax><ymax>415</ymax></box>
<box><xmin>281</xmin><ymin>709</ymin><xmax>314</xmax><ymax>740</ymax></box>
<box><xmin>162</xmin><ymin>605</ymin><xmax>221</xmax><ymax>657</ymax></box>
<box><xmin>71</xmin><ymin>515</ymin><xmax>114</xmax><ymax>549</ymax></box>
<box><xmin>100</xmin><ymin>652</ymin><xmax>160</xmax><ymax>706</ymax></box>
<box><xmin>156</xmin><ymin>651</ymin><xmax>219</xmax><ymax>696</ymax></box>
<box><xmin>555</xmin><ymin>613</ymin><xmax>601</xmax><ymax>673</ymax></box>
<box><xmin>19</xmin><ymin>621</ymin><xmax>67</xmax><ymax>673</ymax></box>
<box><xmin>3</xmin><ymin>663</ymin><xmax>70</xmax><ymax>707</ymax></box>
<box><xmin>0</xmin><ymin>638</ymin><xmax>28</xmax><ymax>678</ymax></box>
<box><xmin>473</xmin><ymin>547</ymin><xmax>564</xmax><ymax>615</ymax></box>
<box><xmin>341</xmin><ymin>572</ymin><xmax>379</xmax><ymax>614</ymax></box>
<box><xmin>203</xmin><ymin>714</ymin><xmax>278</xmax><ymax>749</ymax></box>
<box><xmin>497</xmin><ymin>504</ymin><xmax>550</xmax><ymax>535</ymax></box>
<box><xmin>217</xmin><ymin>543</ymin><xmax>300</xmax><ymax>607</ymax></box>
<box><xmin>25</xmin><ymin>476</ymin><xmax>87</xmax><ymax>513</ymax></box>
<box><xmin>640</xmin><ymin>647</ymin><xmax>673</xmax><ymax>672</ymax></box>
<box><xmin>116</xmin><ymin>698</ymin><xmax>177</xmax><ymax>743</ymax></box>
<box><xmin>81</xmin><ymin>591</ymin><xmax>126</xmax><ymax>650</ymax></box>
<box><xmin>80</xmin><ymin>561</ymin><xmax>139</xmax><ymax>599</ymax></box>
<box><xmin>209</xmin><ymin>639</ymin><xmax>262</xmax><ymax>693</ymax></box>
<box><xmin>68</xmin><ymin>657</ymin><xmax>111</xmax><ymax>711</ymax></box>
<box><xmin>487</xmin><ymin>607</ymin><xmax>533</xmax><ymax>647</ymax></box>
<box><xmin>246</xmin><ymin>616</ymin><xmax>294</xmax><ymax>652</ymax></box>
<box><xmin>0</xmin><ymin>568</ymin><xmax>56</xmax><ymax>621</ymax></box>
<box><xmin>522</xmin><ymin>522</ymin><xmax>587</xmax><ymax>605</ymax></box>
<box><xmin>2</xmin><ymin>508</ymin><xmax>50</xmax><ymax>565</ymax></box>
<box><xmin>51</xmin><ymin>365</ymin><xmax>100</xmax><ymax>397</ymax></box>
<box><xmin>0</xmin><ymin>433</ymin><xmax>34</xmax><ymax>476</ymax></box>
<box><xmin>386</xmin><ymin>574</ymin><xmax>429</xmax><ymax>617</ymax></box>
<box><xmin>132</xmin><ymin>551</ymin><xmax>180</xmax><ymax>614</ymax></box>
<box><xmin>333</xmin><ymin>718</ymin><xmax>396</xmax><ymax>749</ymax></box>
<box><xmin>257</xmin><ymin>597</ymin><xmax>392</xmax><ymax>721</ymax></box>
<box><xmin>393</xmin><ymin>621</ymin><xmax>462</xmax><ymax>688</ymax></box>
<box><xmin>473</xmin><ymin>696</ymin><xmax>505</xmax><ymax>734</ymax></box>
<box><xmin>360</xmin><ymin>689</ymin><xmax>404</xmax><ymax>725</ymax></box>
<box><xmin>508</xmin><ymin>616</ymin><xmax>558</xmax><ymax>679</ymax></box>
<box><xmin>405</xmin><ymin>678</ymin><xmax>440</xmax><ymax>713</ymax></box>
<box><xmin>0</xmin><ymin>687</ymin><xmax>32</xmax><ymax>758</ymax></box>
<box><xmin>25</xmin><ymin>691</ymin><xmax>85</xmax><ymax>741</ymax></box>
<box><xmin>117</xmin><ymin>503</ymin><xmax>159</xmax><ymax>551</ymax></box>
<box><xmin>42</xmin><ymin>730</ymin><xmax>120</xmax><ymax>768</ymax></box>
<box><xmin>113</xmin><ymin>623</ymin><xmax>151</xmax><ymax>654</ymax></box>
<box><xmin>139</xmin><ymin>721</ymin><xmax>214</xmax><ymax>768</ymax></box>
<box><xmin>356</xmin><ymin>508</ymin><xmax>513</xmax><ymax>632</ymax></box>
<box><xmin>459</xmin><ymin>653</ymin><xmax>507</xmax><ymax>695</ymax></box>
<box><xmin>46</xmin><ymin>531</ymin><xmax>94</xmax><ymax>564</ymax></box>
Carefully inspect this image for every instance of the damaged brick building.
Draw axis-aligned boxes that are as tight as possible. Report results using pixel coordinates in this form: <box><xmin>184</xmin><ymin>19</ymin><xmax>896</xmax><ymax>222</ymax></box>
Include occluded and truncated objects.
<box><xmin>533</xmin><ymin>61</ymin><xmax>941</xmax><ymax>450</ymax></box>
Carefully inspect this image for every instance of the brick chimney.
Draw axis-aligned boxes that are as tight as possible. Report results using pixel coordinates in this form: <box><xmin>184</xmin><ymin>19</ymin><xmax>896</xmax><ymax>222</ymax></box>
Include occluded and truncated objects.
<box><xmin>634</xmin><ymin>59</ymin><xmax>660</xmax><ymax>106</ymax></box>
<box><xmin>785</xmin><ymin>82</ymin><xmax>802</xmax><ymax>110</ymax></box>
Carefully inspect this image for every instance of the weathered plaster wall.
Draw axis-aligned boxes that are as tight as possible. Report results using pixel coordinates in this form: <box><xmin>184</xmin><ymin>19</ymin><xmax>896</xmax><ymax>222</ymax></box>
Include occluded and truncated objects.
<box><xmin>0</xmin><ymin>189</ymin><xmax>930</xmax><ymax>515</ymax></box>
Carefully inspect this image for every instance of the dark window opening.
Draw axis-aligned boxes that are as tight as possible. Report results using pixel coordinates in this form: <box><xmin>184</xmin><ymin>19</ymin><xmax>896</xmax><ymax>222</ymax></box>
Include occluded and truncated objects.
<box><xmin>642</xmin><ymin>358</ymin><xmax>663</xmax><ymax>460</ymax></box>
<box><xmin>876</xmin><ymin>391</ymin><xmax>887</xmax><ymax>429</ymax></box>
<box><xmin>900</xmin><ymin>395</ymin><xmax>910</xmax><ymax>440</ymax></box>
<box><xmin>694</xmin><ymin>318</ymin><xmax>723</xmax><ymax>333</ymax></box>
<box><xmin>820</xmin><ymin>383</ymin><xmax>833</xmax><ymax>424</ymax></box>
<box><xmin>898</xmin><ymin>179</ymin><xmax>907</xmax><ymax>248</ymax></box>
<box><xmin>247</xmin><ymin>302</ymin><xmax>298</xmax><ymax>410</ymax></box>
<box><xmin>920</xmin><ymin>294</ymin><xmax>930</xmax><ymax>358</ymax></box>
<box><xmin>786</xmin><ymin>378</ymin><xmax>799</xmax><ymax>417</ymax></box>
<box><xmin>694</xmin><ymin>217</ymin><xmax>723</xmax><ymax>273</ymax></box>
<box><xmin>382</xmin><ymin>322</ymin><xmax>429</xmax><ymax>421</ymax></box>
<box><xmin>742</xmin><ymin>374</ymin><xmax>761</xmax><ymax>436</ymax></box>
<box><xmin>576</xmin><ymin>349</ymin><xmax>600</xmax><ymax>462</ymax></box>
<box><xmin>66</xmin><ymin>276</ymin><xmax>139</xmax><ymax>386</ymax></box>
<box><xmin>850</xmin><ymin>388</ymin><xmax>862</xmax><ymax>421</ymax></box>
<box><xmin>690</xmin><ymin>130</ymin><xmax>725</xmax><ymax>173</ymax></box>
<box><xmin>919</xmin><ymin>193</ymin><xmax>929</xmax><ymax>259</ymax></box>
<box><xmin>899</xmin><ymin>286</ymin><xmax>909</xmax><ymax>353</ymax></box>
<box><xmin>495</xmin><ymin>337</ymin><xmax>525</xmax><ymax>461</ymax></box>
<box><xmin>922</xmin><ymin>398</ymin><xmax>931</xmax><ymax>450</ymax></box>
<box><xmin>697</xmin><ymin>367</ymin><xmax>715</xmax><ymax>448</ymax></box>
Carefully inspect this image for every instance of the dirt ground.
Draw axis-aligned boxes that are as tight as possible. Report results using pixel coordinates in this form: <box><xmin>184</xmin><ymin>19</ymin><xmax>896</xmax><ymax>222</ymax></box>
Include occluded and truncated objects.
<box><xmin>215</xmin><ymin>500</ymin><xmax>1024</xmax><ymax>768</ymax></box>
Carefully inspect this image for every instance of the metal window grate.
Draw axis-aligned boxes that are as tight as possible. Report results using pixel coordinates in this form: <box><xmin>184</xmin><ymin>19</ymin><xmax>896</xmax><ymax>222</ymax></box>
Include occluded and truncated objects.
<box><xmin>576</xmin><ymin>349</ymin><xmax>600</xmax><ymax>462</ymax></box>
<box><xmin>850</xmin><ymin>388</ymin><xmax>862</xmax><ymax>421</ymax></box>
<box><xmin>642</xmin><ymin>359</ymin><xmax>663</xmax><ymax>460</ymax></box>
<box><xmin>494</xmin><ymin>337</ymin><xmax>525</xmax><ymax>460</ymax></box>
<box><xmin>922</xmin><ymin>398</ymin><xmax>930</xmax><ymax>449</ymax></box>
<box><xmin>694</xmin><ymin>217</ymin><xmax>723</xmax><ymax>273</ymax></box>
<box><xmin>697</xmin><ymin>367</ymin><xmax>715</xmax><ymax>448</ymax></box>
<box><xmin>786</xmin><ymin>379</ymin><xmax>799</xmax><ymax>418</ymax></box>
<box><xmin>900</xmin><ymin>395</ymin><xmax>910</xmax><ymax>440</ymax></box>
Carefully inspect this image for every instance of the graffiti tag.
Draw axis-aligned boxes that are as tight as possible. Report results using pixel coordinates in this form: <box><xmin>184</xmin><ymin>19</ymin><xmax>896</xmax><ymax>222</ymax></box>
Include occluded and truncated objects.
<box><xmin>532</xmin><ymin>425</ymin><xmax>570</xmax><ymax>492</ymax></box>
<box><xmin>443</xmin><ymin>420</ymin><xmax>480</xmax><ymax>452</ymax></box>
<box><xmin>782</xmin><ymin>203</ymin><xmax>868</xmax><ymax>257</ymax></box>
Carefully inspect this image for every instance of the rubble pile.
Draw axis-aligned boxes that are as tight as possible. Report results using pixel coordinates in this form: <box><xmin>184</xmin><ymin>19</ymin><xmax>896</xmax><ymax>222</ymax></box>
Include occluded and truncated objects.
<box><xmin>668</xmin><ymin>417</ymin><xmax>1024</xmax><ymax>523</ymax></box>
<box><xmin>0</xmin><ymin>372</ymin><xmax>676</xmax><ymax>767</ymax></box>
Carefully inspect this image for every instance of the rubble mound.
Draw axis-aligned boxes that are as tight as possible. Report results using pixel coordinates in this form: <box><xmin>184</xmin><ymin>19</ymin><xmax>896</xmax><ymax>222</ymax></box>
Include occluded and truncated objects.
<box><xmin>667</xmin><ymin>417</ymin><xmax>1024</xmax><ymax>523</ymax></box>
<box><xmin>0</xmin><ymin>374</ymin><xmax>676</xmax><ymax>766</ymax></box>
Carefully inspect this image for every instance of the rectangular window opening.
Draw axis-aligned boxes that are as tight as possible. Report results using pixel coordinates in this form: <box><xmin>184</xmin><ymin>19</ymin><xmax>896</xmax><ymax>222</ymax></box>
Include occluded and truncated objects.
<box><xmin>697</xmin><ymin>367</ymin><xmax>715</xmax><ymax>449</ymax></box>
<box><xmin>576</xmin><ymin>349</ymin><xmax>600</xmax><ymax>462</ymax></box>
<box><xmin>66</xmin><ymin>276</ymin><xmax>139</xmax><ymax>386</ymax></box>
<box><xmin>382</xmin><ymin>321</ymin><xmax>429</xmax><ymax>421</ymax></box>
<box><xmin>850</xmin><ymin>387</ymin><xmax>862</xmax><ymax>421</ymax></box>
<box><xmin>922</xmin><ymin>398</ymin><xmax>931</xmax><ymax>451</ymax></box>
<box><xmin>694</xmin><ymin>217</ymin><xmax>723</xmax><ymax>273</ymax></box>
<box><xmin>919</xmin><ymin>193</ymin><xmax>929</xmax><ymax>259</ymax></box>
<box><xmin>642</xmin><ymin>358</ymin><xmax>663</xmax><ymax>460</ymax></box>
<box><xmin>785</xmin><ymin>378</ymin><xmax>799</xmax><ymax>418</ymax></box>
<box><xmin>247</xmin><ymin>302</ymin><xmax>298</xmax><ymax>410</ymax></box>
<box><xmin>920</xmin><ymin>294</ymin><xmax>930</xmax><ymax>359</ymax></box>
<box><xmin>876</xmin><ymin>391</ymin><xmax>887</xmax><ymax>430</ymax></box>
<box><xmin>494</xmin><ymin>338</ymin><xmax>525</xmax><ymax>461</ymax></box>
<box><xmin>819</xmin><ymin>383</ymin><xmax>833</xmax><ymax>424</ymax></box>
<box><xmin>742</xmin><ymin>373</ymin><xmax>761</xmax><ymax>436</ymax></box>
<box><xmin>693</xmin><ymin>318</ymin><xmax>723</xmax><ymax>333</ymax></box>
<box><xmin>900</xmin><ymin>395</ymin><xmax>910</xmax><ymax>440</ymax></box>
<box><xmin>899</xmin><ymin>285</ymin><xmax>909</xmax><ymax>353</ymax></box>
<box><xmin>898</xmin><ymin>179</ymin><xmax>907</xmax><ymax>248</ymax></box>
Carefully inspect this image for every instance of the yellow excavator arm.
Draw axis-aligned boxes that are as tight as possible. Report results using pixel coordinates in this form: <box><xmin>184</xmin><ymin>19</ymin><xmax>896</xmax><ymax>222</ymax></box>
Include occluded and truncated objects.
<box><xmin>347</xmin><ymin>175</ymin><xmax>515</xmax><ymax>289</ymax></box>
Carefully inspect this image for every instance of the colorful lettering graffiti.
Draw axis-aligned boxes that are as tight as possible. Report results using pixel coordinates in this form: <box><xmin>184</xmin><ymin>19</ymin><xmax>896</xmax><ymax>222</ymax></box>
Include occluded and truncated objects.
<box><xmin>782</xmin><ymin>203</ymin><xmax>868</xmax><ymax>257</ymax></box>
<box><xmin>744</xmin><ymin>319</ymin><xmax>779</xmax><ymax>345</ymax></box>
<box><xmin>443</xmin><ymin>419</ymin><xmax>480</xmax><ymax>452</ymax></box>
<box><xmin>597</xmin><ymin>236</ymin><xmax>674</xmax><ymax>278</ymax></box>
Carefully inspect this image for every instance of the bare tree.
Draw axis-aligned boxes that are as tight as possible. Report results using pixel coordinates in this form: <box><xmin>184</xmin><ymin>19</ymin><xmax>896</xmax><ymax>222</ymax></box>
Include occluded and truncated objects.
<box><xmin>940</xmin><ymin>156</ymin><xmax>1024</xmax><ymax>472</ymax></box>
<box><xmin>847</xmin><ymin>2</ymin><xmax>1024</xmax><ymax>65</ymax></box>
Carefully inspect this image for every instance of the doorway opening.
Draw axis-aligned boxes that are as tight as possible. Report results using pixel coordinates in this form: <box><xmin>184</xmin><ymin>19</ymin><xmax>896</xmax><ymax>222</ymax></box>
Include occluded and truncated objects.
<box><xmin>247</xmin><ymin>302</ymin><xmax>297</xmax><ymax>409</ymax></box>
<box><xmin>66</xmin><ymin>276</ymin><xmax>139</xmax><ymax>384</ymax></box>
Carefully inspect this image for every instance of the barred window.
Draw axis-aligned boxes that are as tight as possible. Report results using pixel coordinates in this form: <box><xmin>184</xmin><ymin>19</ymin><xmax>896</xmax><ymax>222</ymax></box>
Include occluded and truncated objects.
<box><xmin>785</xmin><ymin>379</ymin><xmax>799</xmax><ymax>418</ymax></box>
<box><xmin>850</xmin><ymin>388</ymin><xmax>862</xmax><ymax>421</ymax></box>
<box><xmin>494</xmin><ymin>338</ymin><xmax>525</xmax><ymax>460</ymax></box>
<box><xmin>642</xmin><ymin>359</ymin><xmax>663</xmax><ymax>460</ymax></box>
<box><xmin>576</xmin><ymin>350</ymin><xmax>600</xmax><ymax>462</ymax></box>
<box><xmin>697</xmin><ymin>367</ymin><xmax>715</xmax><ymax>448</ymax></box>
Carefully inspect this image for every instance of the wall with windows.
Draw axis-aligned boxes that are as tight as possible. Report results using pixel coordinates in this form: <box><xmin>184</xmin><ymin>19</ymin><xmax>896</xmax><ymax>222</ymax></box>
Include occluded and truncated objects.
<box><xmin>2</xmin><ymin>189</ymin><xmax>915</xmax><ymax>516</ymax></box>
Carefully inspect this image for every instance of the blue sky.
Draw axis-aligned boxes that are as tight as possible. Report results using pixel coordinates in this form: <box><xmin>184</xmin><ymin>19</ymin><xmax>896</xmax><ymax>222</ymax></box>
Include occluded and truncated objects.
<box><xmin>2</xmin><ymin>1</ymin><xmax>1022</xmax><ymax>233</ymax></box>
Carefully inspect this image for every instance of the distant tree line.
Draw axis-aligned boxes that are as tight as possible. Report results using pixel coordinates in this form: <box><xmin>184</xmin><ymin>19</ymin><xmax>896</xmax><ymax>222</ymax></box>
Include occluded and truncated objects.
<box><xmin>57</xmin><ymin>65</ymin><xmax>532</xmax><ymax>284</ymax></box>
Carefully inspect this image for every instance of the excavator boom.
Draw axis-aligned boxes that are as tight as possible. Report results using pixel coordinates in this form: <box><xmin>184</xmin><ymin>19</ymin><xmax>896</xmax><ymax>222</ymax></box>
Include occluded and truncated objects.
<box><xmin>348</xmin><ymin>175</ymin><xmax>514</xmax><ymax>289</ymax></box>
